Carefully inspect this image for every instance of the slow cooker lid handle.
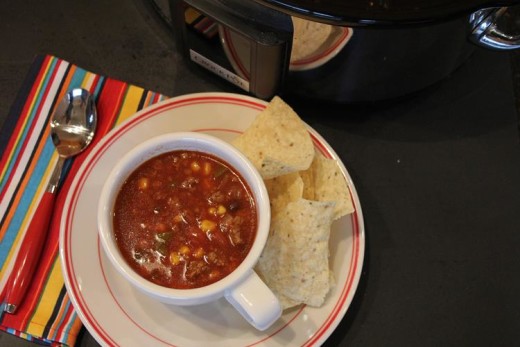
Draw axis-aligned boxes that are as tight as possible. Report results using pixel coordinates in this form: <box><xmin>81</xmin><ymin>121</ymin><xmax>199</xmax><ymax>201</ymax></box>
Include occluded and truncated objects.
<box><xmin>470</xmin><ymin>5</ymin><xmax>520</xmax><ymax>50</ymax></box>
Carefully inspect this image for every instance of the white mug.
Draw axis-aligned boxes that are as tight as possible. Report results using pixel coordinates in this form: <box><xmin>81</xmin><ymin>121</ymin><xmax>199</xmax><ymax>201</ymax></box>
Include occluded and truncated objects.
<box><xmin>97</xmin><ymin>132</ymin><xmax>281</xmax><ymax>331</ymax></box>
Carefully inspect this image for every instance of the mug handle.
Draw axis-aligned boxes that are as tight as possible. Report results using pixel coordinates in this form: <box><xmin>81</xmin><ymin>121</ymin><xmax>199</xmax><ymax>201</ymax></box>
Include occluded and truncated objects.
<box><xmin>225</xmin><ymin>270</ymin><xmax>282</xmax><ymax>331</ymax></box>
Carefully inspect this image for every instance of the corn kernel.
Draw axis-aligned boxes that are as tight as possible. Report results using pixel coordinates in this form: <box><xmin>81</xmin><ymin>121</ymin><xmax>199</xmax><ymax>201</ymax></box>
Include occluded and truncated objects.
<box><xmin>217</xmin><ymin>205</ymin><xmax>226</xmax><ymax>215</ymax></box>
<box><xmin>209</xmin><ymin>270</ymin><xmax>220</xmax><ymax>279</ymax></box>
<box><xmin>191</xmin><ymin>161</ymin><xmax>201</xmax><ymax>172</ymax></box>
<box><xmin>138</xmin><ymin>177</ymin><xmax>149</xmax><ymax>190</ymax></box>
<box><xmin>193</xmin><ymin>247</ymin><xmax>204</xmax><ymax>259</ymax></box>
<box><xmin>200</xmin><ymin>219</ymin><xmax>216</xmax><ymax>233</ymax></box>
<box><xmin>173</xmin><ymin>213</ymin><xmax>185</xmax><ymax>224</ymax></box>
<box><xmin>203</xmin><ymin>162</ymin><xmax>212</xmax><ymax>175</ymax></box>
<box><xmin>170</xmin><ymin>252</ymin><xmax>181</xmax><ymax>265</ymax></box>
<box><xmin>179</xmin><ymin>245</ymin><xmax>190</xmax><ymax>256</ymax></box>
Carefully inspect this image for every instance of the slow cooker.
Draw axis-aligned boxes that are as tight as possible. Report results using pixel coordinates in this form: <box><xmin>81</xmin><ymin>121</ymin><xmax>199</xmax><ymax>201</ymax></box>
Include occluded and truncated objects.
<box><xmin>164</xmin><ymin>0</ymin><xmax>520</xmax><ymax>102</ymax></box>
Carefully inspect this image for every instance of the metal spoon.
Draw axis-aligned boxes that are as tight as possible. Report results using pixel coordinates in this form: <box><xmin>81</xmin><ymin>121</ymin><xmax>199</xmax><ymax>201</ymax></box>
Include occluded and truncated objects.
<box><xmin>2</xmin><ymin>88</ymin><xmax>97</xmax><ymax>314</ymax></box>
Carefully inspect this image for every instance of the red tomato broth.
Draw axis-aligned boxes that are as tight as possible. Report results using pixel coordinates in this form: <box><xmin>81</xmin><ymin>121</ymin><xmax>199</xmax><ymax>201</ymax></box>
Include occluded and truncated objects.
<box><xmin>112</xmin><ymin>150</ymin><xmax>258</xmax><ymax>289</ymax></box>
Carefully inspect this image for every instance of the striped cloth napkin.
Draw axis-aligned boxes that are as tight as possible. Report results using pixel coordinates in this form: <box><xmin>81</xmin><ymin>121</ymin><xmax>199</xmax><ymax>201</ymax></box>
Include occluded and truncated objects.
<box><xmin>0</xmin><ymin>55</ymin><xmax>168</xmax><ymax>346</ymax></box>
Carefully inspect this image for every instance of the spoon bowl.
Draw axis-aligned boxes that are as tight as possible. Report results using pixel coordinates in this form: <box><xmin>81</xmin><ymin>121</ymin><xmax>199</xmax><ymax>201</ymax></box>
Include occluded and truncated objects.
<box><xmin>46</xmin><ymin>88</ymin><xmax>97</xmax><ymax>193</ymax></box>
<box><xmin>51</xmin><ymin>88</ymin><xmax>96</xmax><ymax>156</ymax></box>
<box><xmin>2</xmin><ymin>88</ymin><xmax>97</xmax><ymax>314</ymax></box>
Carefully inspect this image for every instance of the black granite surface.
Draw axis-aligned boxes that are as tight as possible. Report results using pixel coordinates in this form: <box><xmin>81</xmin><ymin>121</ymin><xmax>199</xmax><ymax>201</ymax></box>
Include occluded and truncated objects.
<box><xmin>1</xmin><ymin>1</ymin><xmax>520</xmax><ymax>347</ymax></box>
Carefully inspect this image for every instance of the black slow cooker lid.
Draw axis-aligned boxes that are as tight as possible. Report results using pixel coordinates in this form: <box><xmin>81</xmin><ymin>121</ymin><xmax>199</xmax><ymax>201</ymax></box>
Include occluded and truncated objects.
<box><xmin>253</xmin><ymin>0</ymin><xmax>520</xmax><ymax>26</ymax></box>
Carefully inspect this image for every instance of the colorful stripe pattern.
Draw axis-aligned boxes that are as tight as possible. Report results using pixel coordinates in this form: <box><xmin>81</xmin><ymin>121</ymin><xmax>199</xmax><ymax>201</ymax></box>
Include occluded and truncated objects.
<box><xmin>0</xmin><ymin>55</ymin><xmax>167</xmax><ymax>346</ymax></box>
<box><xmin>185</xmin><ymin>7</ymin><xmax>218</xmax><ymax>39</ymax></box>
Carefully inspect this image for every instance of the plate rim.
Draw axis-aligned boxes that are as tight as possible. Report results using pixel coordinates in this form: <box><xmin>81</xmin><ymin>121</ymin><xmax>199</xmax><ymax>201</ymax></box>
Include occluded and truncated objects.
<box><xmin>59</xmin><ymin>91</ymin><xmax>365</xmax><ymax>346</ymax></box>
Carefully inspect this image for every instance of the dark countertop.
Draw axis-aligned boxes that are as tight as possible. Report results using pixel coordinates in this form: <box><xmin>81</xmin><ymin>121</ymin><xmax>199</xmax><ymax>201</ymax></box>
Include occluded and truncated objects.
<box><xmin>1</xmin><ymin>1</ymin><xmax>520</xmax><ymax>346</ymax></box>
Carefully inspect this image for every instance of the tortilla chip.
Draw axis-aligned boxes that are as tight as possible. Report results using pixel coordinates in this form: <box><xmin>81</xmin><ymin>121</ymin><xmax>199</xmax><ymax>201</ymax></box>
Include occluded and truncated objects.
<box><xmin>276</xmin><ymin>292</ymin><xmax>301</xmax><ymax>311</ymax></box>
<box><xmin>264</xmin><ymin>172</ymin><xmax>303</xmax><ymax>219</ymax></box>
<box><xmin>234</xmin><ymin>95</ymin><xmax>353</xmax><ymax>310</ymax></box>
<box><xmin>299</xmin><ymin>154</ymin><xmax>316</xmax><ymax>200</ymax></box>
<box><xmin>291</xmin><ymin>17</ymin><xmax>333</xmax><ymax>62</ymax></box>
<box><xmin>303</xmin><ymin>151</ymin><xmax>355</xmax><ymax>220</ymax></box>
<box><xmin>232</xmin><ymin>96</ymin><xmax>314</xmax><ymax>179</ymax></box>
<box><xmin>256</xmin><ymin>199</ymin><xmax>335</xmax><ymax>309</ymax></box>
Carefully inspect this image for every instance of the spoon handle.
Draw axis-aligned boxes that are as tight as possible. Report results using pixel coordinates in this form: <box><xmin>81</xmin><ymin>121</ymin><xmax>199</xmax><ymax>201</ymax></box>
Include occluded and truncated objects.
<box><xmin>2</xmin><ymin>191</ymin><xmax>56</xmax><ymax>314</ymax></box>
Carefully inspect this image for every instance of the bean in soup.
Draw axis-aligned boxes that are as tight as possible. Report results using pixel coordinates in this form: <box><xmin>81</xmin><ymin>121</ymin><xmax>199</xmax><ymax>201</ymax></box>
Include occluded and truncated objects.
<box><xmin>113</xmin><ymin>150</ymin><xmax>257</xmax><ymax>289</ymax></box>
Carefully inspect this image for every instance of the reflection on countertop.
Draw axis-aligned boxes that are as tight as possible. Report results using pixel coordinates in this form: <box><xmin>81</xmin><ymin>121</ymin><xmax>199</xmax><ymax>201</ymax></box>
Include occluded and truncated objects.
<box><xmin>510</xmin><ymin>50</ymin><xmax>520</xmax><ymax>119</ymax></box>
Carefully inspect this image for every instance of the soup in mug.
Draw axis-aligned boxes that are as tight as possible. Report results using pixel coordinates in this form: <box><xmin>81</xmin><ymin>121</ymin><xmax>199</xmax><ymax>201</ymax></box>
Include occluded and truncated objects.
<box><xmin>113</xmin><ymin>150</ymin><xmax>257</xmax><ymax>289</ymax></box>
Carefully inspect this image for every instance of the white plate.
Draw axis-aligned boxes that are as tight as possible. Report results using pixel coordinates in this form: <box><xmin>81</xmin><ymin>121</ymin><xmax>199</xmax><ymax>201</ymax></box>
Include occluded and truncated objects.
<box><xmin>59</xmin><ymin>92</ymin><xmax>365</xmax><ymax>347</ymax></box>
